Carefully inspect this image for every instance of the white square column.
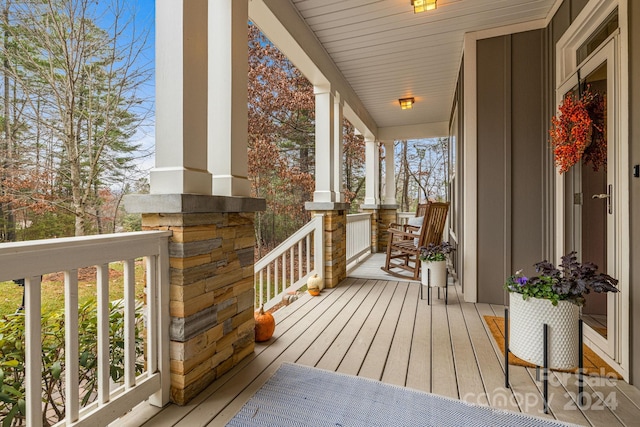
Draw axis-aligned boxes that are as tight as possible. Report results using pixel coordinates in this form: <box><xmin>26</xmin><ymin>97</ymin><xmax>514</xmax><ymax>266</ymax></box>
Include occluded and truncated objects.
<box><xmin>364</xmin><ymin>137</ymin><xmax>380</xmax><ymax>206</ymax></box>
<box><xmin>333</xmin><ymin>94</ymin><xmax>344</xmax><ymax>203</ymax></box>
<box><xmin>151</xmin><ymin>0</ymin><xmax>212</xmax><ymax>195</ymax></box>
<box><xmin>383</xmin><ymin>141</ymin><xmax>397</xmax><ymax>205</ymax></box>
<box><xmin>208</xmin><ymin>0</ymin><xmax>251</xmax><ymax>197</ymax></box>
<box><xmin>313</xmin><ymin>87</ymin><xmax>337</xmax><ymax>203</ymax></box>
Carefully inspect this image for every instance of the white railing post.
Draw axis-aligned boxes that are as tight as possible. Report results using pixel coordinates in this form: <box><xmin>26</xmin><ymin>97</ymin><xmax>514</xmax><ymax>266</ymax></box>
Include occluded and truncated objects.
<box><xmin>25</xmin><ymin>275</ymin><xmax>43</xmax><ymax>427</ymax></box>
<box><xmin>124</xmin><ymin>259</ymin><xmax>136</xmax><ymax>390</ymax></box>
<box><xmin>150</xmin><ymin>238</ymin><xmax>171</xmax><ymax>407</ymax></box>
<box><xmin>97</xmin><ymin>264</ymin><xmax>110</xmax><ymax>404</ymax></box>
<box><xmin>65</xmin><ymin>270</ymin><xmax>80</xmax><ymax>424</ymax></box>
<box><xmin>315</xmin><ymin>215</ymin><xmax>325</xmax><ymax>282</ymax></box>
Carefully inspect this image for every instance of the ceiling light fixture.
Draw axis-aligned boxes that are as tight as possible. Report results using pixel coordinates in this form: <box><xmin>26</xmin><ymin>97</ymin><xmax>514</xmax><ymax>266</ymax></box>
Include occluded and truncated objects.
<box><xmin>399</xmin><ymin>97</ymin><xmax>415</xmax><ymax>110</ymax></box>
<box><xmin>411</xmin><ymin>0</ymin><xmax>437</xmax><ymax>13</ymax></box>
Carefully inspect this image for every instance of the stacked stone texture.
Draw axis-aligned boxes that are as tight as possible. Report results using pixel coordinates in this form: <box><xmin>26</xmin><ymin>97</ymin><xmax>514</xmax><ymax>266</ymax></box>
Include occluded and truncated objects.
<box><xmin>142</xmin><ymin>212</ymin><xmax>256</xmax><ymax>404</ymax></box>
<box><xmin>314</xmin><ymin>210</ymin><xmax>347</xmax><ymax>288</ymax></box>
<box><xmin>377</xmin><ymin>209</ymin><xmax>398</xmax><ymax>252</ymax></box>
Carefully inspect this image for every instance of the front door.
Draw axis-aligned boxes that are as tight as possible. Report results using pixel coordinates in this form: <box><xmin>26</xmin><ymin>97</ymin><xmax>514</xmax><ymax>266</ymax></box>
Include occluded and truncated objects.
<box><xmin>558</xmin><ymin>38</ymin><xmax>618</xmax><ymax>362</ymax></box>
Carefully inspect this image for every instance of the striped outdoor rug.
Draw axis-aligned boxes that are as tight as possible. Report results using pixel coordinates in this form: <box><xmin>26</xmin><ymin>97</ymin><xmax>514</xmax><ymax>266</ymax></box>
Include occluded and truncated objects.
<box><xmin>226</xmin><ymin>362</ymin><xmax>579</xmax><ymax>426</ymax></box>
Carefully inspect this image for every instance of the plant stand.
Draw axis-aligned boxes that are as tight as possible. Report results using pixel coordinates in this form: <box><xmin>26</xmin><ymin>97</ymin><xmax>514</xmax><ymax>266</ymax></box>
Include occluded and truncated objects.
<box><xmin>420</xmin><ymin>266</ymin><xmax>448</xmax><ymax>305</ymax></box>
<box><xmin>504</xmin><ymin>308</ymin><xmax>584</xmax><ymax>414</ymax></box>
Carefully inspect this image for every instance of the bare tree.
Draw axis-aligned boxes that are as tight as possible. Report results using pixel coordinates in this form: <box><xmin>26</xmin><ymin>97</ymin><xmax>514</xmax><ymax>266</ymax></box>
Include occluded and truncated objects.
<box><xmin>408</xmin><ymin>137</ymin><xmax>449</xmax><ymax>201</ymax></box>
<box><xmin>4</xmin><ymin>0</ymin><xmax>152</xmax><ymax>236</ymax></box>
<box><xmin>394</xmin><ymin>138</ymin><xmax>448</xmax><ymax>211</ymax></box>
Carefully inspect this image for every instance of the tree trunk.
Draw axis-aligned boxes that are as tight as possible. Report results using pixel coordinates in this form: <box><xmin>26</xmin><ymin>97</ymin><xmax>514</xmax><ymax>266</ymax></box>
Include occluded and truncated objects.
<box><xmin>67</xmin><ymin>108</ymin><xmax>86</xmax><ymax>236</ymax></box>
<box><xmin>2</xmin><ymin>2</ymin><xmax>16</xmax><ymax>242</ymax></box>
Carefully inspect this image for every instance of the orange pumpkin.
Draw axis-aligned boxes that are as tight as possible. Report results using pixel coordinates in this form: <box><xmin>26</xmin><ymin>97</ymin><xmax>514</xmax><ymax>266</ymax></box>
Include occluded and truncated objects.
<box><xmin>254</xmin><ymin>304</ymin><xmax>275</xmax><ymax>342</ymax></box>
<box><xmin>308</xmin><ymin>288</ymin><xmax>320</xmax><ymax>296</ymax></box>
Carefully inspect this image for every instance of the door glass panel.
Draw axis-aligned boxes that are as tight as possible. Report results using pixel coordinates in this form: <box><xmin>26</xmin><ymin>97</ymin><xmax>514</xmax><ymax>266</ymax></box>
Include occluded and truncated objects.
<box><xmin>580</xmin><ymin>62</ymin><xmax>608</xmax><ymax>338</ymax></box>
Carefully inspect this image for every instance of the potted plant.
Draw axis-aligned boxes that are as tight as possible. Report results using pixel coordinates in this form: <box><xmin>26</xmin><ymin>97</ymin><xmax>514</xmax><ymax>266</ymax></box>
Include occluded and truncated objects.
<box><xmin>504</xmin><ymin>251</ymin><xmax>618</xmax><ymax>369</ymax></box>
<box><xmin>419</xmin><ymin>242</ymin><xmax>453</xmax><ymax>288</ymax></box>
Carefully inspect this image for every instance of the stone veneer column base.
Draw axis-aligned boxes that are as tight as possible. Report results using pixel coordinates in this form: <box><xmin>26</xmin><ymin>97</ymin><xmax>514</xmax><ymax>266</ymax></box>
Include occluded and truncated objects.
<box><xmin>377</xmin><ymin>206</ymin><xmax>398</xmax><ymax>253</ymax></box>
<box><xmin>305</xmin><ymin>202</ymin><xmax>350</xmax><ymax>289</ymax></box>
<box><xmin>124</xmin><ymin>194</ymin><xmax>265</xmax><ymax>405</ymax></box>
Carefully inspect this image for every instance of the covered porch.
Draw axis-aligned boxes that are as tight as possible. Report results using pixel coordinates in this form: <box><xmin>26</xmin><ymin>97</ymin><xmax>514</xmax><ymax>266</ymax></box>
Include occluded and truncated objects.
<box><xmin>122</xmin><ymin>254</ymin><xmax>640</xmax><ymax>426</ymax></box>
<box><xmin>128</xmin><ymin>2</ymin><xmax>637</xmax><ymax>410</ymax></box>
<box><xmin>2</xmin><ymin>0</ymin><xmax>639</xmax><ymax>425</ymax></box>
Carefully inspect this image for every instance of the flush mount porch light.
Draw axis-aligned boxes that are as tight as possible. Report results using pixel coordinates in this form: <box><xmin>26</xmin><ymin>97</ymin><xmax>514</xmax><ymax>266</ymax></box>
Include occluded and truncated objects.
<box><xmin>411</xmin><ymin>0</ymin><xmax>437</xmax><ymax>13</ymax></box>
<box><xmin>399</xmin><ymin>97</ymin><xmax>415</xmax><ymax>110</ymax></box>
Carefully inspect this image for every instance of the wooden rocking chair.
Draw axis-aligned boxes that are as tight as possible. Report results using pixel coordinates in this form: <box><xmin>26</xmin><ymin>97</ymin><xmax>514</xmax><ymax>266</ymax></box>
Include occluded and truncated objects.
<box><xmin>381</xmin><ymin>202</ymin><xmax>449</xmax><ymax>280</ymax></box>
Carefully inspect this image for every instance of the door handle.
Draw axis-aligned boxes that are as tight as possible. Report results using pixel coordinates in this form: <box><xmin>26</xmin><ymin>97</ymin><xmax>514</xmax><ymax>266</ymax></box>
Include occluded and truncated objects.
<box><xmin>591</xmin><ymin>184</ymin><xmax>613</xmax><ymax>214</ymax></box>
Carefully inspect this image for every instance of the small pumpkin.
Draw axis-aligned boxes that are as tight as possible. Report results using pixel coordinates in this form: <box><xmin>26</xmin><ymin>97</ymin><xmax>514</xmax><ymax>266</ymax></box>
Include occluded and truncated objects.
<box><xmin>307</xmin><ymin>273</ymin><xmax>324</xmax><ymax>291</ymax></box>
<box><xmin>254</xmin><ymin>304</ymin><xmax>275</xmax><ymax>342</ymax></box>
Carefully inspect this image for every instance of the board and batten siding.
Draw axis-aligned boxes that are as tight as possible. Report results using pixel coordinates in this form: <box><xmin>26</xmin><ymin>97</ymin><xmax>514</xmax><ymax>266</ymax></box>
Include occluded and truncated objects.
<box><xmin>471</xmin><ymin>0</ymin><xmax>592</xmax><ymax>305</ymax></box>
<box><xmin>475</xmin><ymin>30</ymin><xmax>545</xmax><ymax>305</ymax></box>
<box><xmin>470</xmin><ymin>0</ymin><xmax>640</xmax><ymax>385</ymax></box>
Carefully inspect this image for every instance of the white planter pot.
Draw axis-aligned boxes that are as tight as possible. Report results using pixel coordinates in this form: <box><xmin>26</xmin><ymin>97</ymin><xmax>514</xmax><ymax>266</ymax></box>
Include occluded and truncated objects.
<box><xmin>421</xmin><ymin>260</ymin><xmax>447</xmax><ymax>287</ymax></box>
<box><xmin>509</xmin><ymin>294</ymin><xmax>580</xmax><ymax>369</ymax></box>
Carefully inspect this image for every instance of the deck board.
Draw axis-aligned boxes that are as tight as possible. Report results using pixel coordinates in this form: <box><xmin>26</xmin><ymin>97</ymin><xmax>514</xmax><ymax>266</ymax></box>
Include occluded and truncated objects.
<box><xmin>447</xmin><ymin>288</ymin><xmax>488</xmax><ymax>405</ymax></box>
<box><xmin>121</xmin><ymin>254</ymin><xmax>640</xmax><ymax>427</ymax></box>
<box><xmin>315</xmin><ymin>279</ymin><xmax>385</xmax><ymax>372</ymax></box>
<box><xmin>405</xmin><ymin>288</ymin><xmax>432</xmax><ymax>392</ymax></box>
<box><xmin>458</xmin><ymin>301</ymin><xmax>520</xmax><ymax>412</ymax></box>
<box><xmin>337</xmin><ymin>280</ymin><xmax>397</xmax><ymax>376</ymax></box>
<box><xmin>475</xmin><ymin>303</ymin><xmax>557</xmax><ymax>420</ymax></box>
<box><xmin>296</xmin><ymin>278</ymin><xmax>374</xmax><ymax>368</ymax></box>
<box><xmin>380</xmin><ymin>281</ymin><xmax>419</xmax><ymax>386</ymax></box>
<box><xmin>359</xmin><ymin>281</ymin><xmax>408</xmax><ymax>381</ymax></box>
<box><xmin>430</xmin><ymin>287</ymin><xmax>458</xmax><ymax>399</ymax></box>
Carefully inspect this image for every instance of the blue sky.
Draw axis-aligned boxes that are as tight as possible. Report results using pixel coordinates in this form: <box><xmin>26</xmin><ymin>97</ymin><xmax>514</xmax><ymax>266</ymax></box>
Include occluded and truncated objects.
<box><xmin>120</xmin><ymin>0</ymin><xmax>156</xmax><ymax>171</ymax></box>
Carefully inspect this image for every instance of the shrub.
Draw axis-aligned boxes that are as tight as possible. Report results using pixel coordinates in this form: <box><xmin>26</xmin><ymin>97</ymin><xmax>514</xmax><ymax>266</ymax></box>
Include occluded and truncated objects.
<box><xmin>0</xmin><ymin>299</ymin><xmax>145</xmax><ymax>426</ymax></box>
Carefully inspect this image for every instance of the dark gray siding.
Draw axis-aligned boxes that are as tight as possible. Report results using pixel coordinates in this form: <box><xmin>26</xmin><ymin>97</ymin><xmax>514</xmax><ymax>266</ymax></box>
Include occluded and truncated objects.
<box><xmin>477</xmin><ymin>36</ymin><xmax>510</xmax><ymax>304</ymax></box>
<box><xmin>476</xmin><ymin>31</ymin><xmax>545</xmax><ymax>304</ymax></box>
<box><xmin>511</xmin><ymin>30</ymin><xmax>544</xmax><ymax>280</ymax></box>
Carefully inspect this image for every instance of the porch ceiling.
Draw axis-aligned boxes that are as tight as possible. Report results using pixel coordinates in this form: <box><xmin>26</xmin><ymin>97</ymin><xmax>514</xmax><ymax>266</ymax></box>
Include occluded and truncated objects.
<box><xmin>251</xmin><ymin>0</ymin><xmax>560</xmax><ymax>140</ymax></box>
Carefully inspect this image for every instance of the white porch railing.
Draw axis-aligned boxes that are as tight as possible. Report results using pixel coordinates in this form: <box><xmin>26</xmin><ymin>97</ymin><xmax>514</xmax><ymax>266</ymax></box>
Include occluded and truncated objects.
<box><xmin>346</xmin><ymin>213</ymin><xmax>372</xmax><ymax>266</ymax></box>
<box><xmin>254</xmin><ymin>215</ymin><xmax>324</xmax><ymax>310</ymax></box>
<box><xmin>0</xmin><ymin>231</ymin><xmax>171</xmax><ymax>427</ymax></box>
<box><xmin>396</xmin><ymin>211</ymin><xmax>414</xmax><ymax>225</ymax></box>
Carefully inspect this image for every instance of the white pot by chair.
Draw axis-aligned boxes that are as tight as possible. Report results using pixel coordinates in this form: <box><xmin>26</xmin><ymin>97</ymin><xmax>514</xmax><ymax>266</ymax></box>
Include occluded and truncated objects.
<box><xmin>421</xmin><ymin>260</ymin><xmax>447</xmax><ymax>287</ymax></box>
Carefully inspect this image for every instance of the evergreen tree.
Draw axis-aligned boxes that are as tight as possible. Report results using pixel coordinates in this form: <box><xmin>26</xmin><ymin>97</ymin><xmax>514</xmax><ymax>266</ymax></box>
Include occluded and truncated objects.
<box><xmin>1</xmin><ymin>0</ymin><xmax>152</xmax><ymax>237</ymax></box>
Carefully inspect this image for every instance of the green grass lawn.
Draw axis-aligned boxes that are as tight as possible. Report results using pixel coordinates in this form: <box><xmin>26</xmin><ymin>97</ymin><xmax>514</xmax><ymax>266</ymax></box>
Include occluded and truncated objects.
<box><xmin>0</xmin><ymin>261</ymin><xmax>147</xmax><ymax>315</ymax></box>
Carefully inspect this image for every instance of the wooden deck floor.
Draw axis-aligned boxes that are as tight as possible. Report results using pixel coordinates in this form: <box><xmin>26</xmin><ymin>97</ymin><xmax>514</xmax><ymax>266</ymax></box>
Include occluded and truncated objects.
<box><xmin>121</xmin><ymin>254</ymin><xmax>640</xmax><ymax>427</ymax></box>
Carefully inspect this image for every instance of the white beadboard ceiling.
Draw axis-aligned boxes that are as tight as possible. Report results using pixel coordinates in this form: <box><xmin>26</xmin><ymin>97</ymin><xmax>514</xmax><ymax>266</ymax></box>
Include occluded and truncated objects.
<box><xmin>286</xmin><ymin>0</ymin><xmax>559</xmax><ymax>134</ymax></box>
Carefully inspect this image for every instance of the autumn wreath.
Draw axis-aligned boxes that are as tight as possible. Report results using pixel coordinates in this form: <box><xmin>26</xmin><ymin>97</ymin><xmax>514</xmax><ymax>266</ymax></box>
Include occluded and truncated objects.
<box><xmin>549</xmin><ymin>87</ymin><xmax>606</xmax><ymax>174</ymax></box>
